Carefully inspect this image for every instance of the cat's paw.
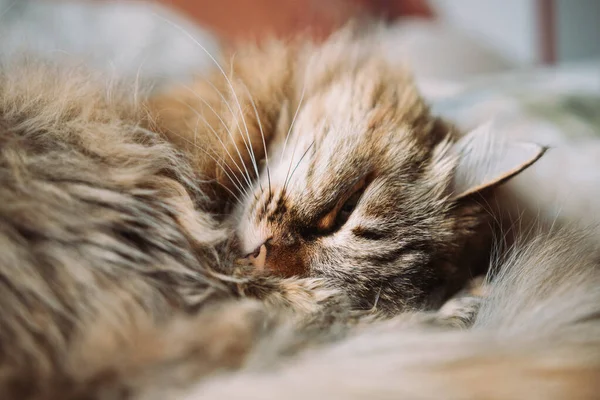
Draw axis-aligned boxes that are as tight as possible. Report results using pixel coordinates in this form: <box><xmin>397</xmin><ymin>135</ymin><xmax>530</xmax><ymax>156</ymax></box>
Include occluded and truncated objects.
<box><xmin>436</xmin><ymin>276</ymin><xmax>488</xmax><ymax>328</ymax></box>
<box><xmin>437</xmin><ymin>294</ymin><xmax>483</xmax><ymax>328</ymax></box>
<box><xmin>265</xmin><ymin>277</ymin><xmax>345</xmax><ymax>315</ymax></box>
<box><xmin>231</xmin><ymin>266</ymin><xmax>347</xmax><ymax>316</ymax></box>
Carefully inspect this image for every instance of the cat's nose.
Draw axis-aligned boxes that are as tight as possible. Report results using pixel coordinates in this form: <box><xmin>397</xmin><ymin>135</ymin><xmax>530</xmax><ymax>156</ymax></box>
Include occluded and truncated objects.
<box><xmin>236</xmin><ymin>237</ymin><xmax>306</xmax><ymax>277</ymax></box>
<box><xmin>238</xmin><ymin>239</ymin><xmax>272</xmax><ymax>270</ymax></box>
<box><xmin>247</xmin><ymin>244</ymin><xmax>267</xmax><ymax>270</ymax></box>
<box><xmin>246</xmin><ymin>244</ymin><xmax>262</xmax><ymax>259</ymax></box>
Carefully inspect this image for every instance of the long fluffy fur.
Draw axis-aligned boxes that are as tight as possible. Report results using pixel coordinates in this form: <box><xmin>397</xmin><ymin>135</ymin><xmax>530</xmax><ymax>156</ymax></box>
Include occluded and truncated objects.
<box><xmin>0</xmin><ymin>56</ymin><xmax>353</xmax><ymax>400</ymax></box>
<box><xmin>0</xmin><ymin>58</ymin><xmax>249</xmax><ymax>398</ymax></box>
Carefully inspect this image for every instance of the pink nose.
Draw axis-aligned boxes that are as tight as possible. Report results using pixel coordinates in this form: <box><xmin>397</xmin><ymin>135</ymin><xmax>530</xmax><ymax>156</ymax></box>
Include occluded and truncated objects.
<box><xmin>245</xmin><ymin>245</ymin><xmax>262</xmax><ymax>259</ymax></box>
<box><xmin>247</xmin><ymin>244</ymin><xmax>267</xmax><ymax>270</ymax></box>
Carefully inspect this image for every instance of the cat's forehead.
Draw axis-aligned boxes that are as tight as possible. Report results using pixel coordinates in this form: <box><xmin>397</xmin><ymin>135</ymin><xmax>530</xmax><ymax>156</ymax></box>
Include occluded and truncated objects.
<box><xmin>253</xmin><ymin>38</ymin><xmax>444</xmax><ymax>216</ymax></box>
<box><xmin>268</xmin><ymin>112</ymin><xmax>425</xmax><ymax>221</ymax></box>
<box><xmin>277</xmin><ymin>76</ymin><xmax>426</xmax><ymax>178</ymax></box>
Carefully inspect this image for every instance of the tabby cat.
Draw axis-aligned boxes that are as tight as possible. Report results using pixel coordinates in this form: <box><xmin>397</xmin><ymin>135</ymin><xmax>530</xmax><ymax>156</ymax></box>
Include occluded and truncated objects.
<box><xmin>0</xmin><ymin>26</ymin><xmax>596</xmax><ymax>400</ymax></box>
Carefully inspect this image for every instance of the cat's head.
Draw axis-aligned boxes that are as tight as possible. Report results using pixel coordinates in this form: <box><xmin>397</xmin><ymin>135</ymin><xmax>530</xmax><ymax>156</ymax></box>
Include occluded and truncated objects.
<box><xmin>152</xmin><ymin>28</ymin><xmax>545</xmax><ymax>313</ymax></box>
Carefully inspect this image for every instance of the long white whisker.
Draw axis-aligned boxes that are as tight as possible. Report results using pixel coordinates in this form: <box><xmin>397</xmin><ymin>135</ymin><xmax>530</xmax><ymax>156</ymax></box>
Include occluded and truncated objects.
<box><xmin>283</xmin><ymin>134</ymin><xmax>301</xmax><ymax>194</ymax></box>
<box><xmin>176</xmin><ymin>100</ymin><xmax>253</xmax><ymax>199</ymax></box>
<box><xmin>155</xmin><ymin>15</ymin><xmax>260</xmax><ymax>190</ymax></box>
<box><xmin>285</xmin><ymin>140</ymin><xmax>315</xmax><ymax>191</ymax></box>
<box><xmin>231</xmin><ymin>82</ymin><xmax>261</xmax><ymax>193</ymax></box>
<box><xmin>136</xmin><ymin>122</ymin><xmax>245</xmax><ymax>207</ymax></box>
<box><xmin>179</xmin><ymin>86</ymin><xmax>253</xmax><ymax>189</ymax></box>
<box><xmin>208</xmin><ymin>158</ymin><xmax>243</xmax><ymax>203</ymax></box>
<box><xmin>162</xmin><ymin>125</ymin><xmax>244</xmax><ymax>203</ymax></box>
<box><xmin>280</xmin><ymin>81</ymin><xmax>306</xmax><ymax>164</ymax></box>
<box><xmin>192</xmin><ymin>113</ymin><xmax>250</xmax><ymax>199</ymax></box>
<box><xmin>240</xmin><ymin>82</ymin><xmax>270</xmax><ymax>196</ymax></box>
<box><xmin>189</xmin><ymin>115</ymin><xmax>259</xmax><ymax>204</ymax></box>
<box><xmin>201</xmin><ymin>78</ymin><xmax>255</xmax><ymax>187</ymax></box>
<box><xmin>224</xmin><ymin>57</ymin><xmax>260</xmax><ymax>191</ymax></box>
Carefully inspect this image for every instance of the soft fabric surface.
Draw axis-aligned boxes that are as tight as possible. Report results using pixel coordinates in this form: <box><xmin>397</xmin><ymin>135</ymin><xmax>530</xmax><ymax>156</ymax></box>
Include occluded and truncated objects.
<box><xmin>0</xmin><ymin>0</ymin><xmax>218</xmax><ymax>86</ymax></box>
<box><xmin>0</xmin><ymin>1</ymin><xmax>512</xmax><ymax>82</ymax></box>
<box><xmin>426</xmin><ymin>62</ymin><xmax>600</xmax><ymax>144</ymax></box>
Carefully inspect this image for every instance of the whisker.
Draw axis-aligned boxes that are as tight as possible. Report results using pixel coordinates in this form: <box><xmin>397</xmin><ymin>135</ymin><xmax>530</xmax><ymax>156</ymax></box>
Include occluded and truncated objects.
<box><xmin>240</xmin><ymin>82</ymin><xmax>271</xmax><ymax>197</ymax></box>
<box><xmin>284</xmin><ymin>140</ymin><xmax>315</xmax><ymax>192</ymax></box>
<box><xmin>211</xmin><ymin>167</ymin><xmax>243</xmax><ymax>203</ymax></box>
<box><xmin>136</xmin><ymin>124</ymin><xmax>244</xmax><ymax>205</ymax></box>
<box><xmin>190</xmin><ymin>119</ymin><xmax>260</xmax><ymax>204</ymax></box>
<box><xmin>197</xmin><ymin>153</ymin><xmax>242</xmax><ymax>203</ymax></box>
<box><xmin>224</xmin><ymin>52</ymin><xmax>261</xmax><ymax>182</ymax></box>
<box><xmin>162</xmin><ymin>125</ymin><xmax>245</xmax><ymax>203</ymax></box>
<box><xmin>230</xmin><ymin>79</ymin><xmax>262</xmax><ymax>194</ymax></box>
<box><xmin>200</xmin><ymin>78</ymin><xmax>255</xmax><ymax>188</ymax></box>
<box><xmin>280</xmin><ymin>81</ymin><xmax>306</xmax><ymax>164</ymax></box>
<box><xmin>195</xmin><ymin>112</ymin><xmax>252</xmax><ymax>200</ymax></box>
<box><xmin>178</xmin><ymin>87</ymin><xmax>253</xmax><ymax>189</ymax></box>
<box><xmin>174</xmin><ymin>99</ymin><xmax>251</xmax><ymax>198</ymax></box>
<box><xmin>283</xmin><ymin>135</ymin><xmax>299</xmax><ymax>194</ymax></box>
<box><xmin>156</xmin><ymin>15</ymin><xmax>259</xmax><ymax>191</ymax></box>
<box><xmin>234</xmin><ymin>86</ymin><xmax>263</xmax><ymax>194</ymax></box>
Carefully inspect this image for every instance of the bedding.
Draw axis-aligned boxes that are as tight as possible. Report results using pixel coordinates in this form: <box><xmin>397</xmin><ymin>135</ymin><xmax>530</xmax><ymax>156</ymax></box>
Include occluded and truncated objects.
<box><xmin>0</xmin><ymin>0</ymin><xmax>218</xmax><ymax>85</ymax></box>
<box><xmin>424</xmin><ymin>61</ymin><xmax>600</xmax><ymax>144</ymax></box>
<box><xmin>422</xmin><ymin>61</ymin><xmax>600</xmax><ymax>229</ymax></box>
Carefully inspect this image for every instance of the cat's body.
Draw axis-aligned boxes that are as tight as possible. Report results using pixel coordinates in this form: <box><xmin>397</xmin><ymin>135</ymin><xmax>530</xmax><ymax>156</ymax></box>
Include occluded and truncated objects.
<box><xmin>0</xmin><ymin>27</ymin><xmax>597</xmax><ymax>399</ymax></box>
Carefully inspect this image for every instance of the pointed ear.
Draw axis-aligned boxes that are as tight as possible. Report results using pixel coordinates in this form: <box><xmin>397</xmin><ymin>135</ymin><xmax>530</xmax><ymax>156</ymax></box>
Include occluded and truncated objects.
<box><xmin>451</xmin><ymin>122</ymin><xmax>547</xmax><ymax>200</ymax></box>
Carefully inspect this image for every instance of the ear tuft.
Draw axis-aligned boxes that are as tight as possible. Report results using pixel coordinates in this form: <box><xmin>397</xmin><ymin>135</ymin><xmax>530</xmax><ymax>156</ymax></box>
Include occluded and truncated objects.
<box><xmin>452</xmin><ymin>122</ymin><xmax>547</xmax><ymax>200</ymax></box>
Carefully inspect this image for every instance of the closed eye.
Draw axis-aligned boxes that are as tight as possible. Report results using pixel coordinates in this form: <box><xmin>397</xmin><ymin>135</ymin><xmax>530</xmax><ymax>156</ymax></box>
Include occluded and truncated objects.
<box><xmin>315</xmin><ymin>177</ymin><xmax>368</xmax><ymax>234</ymax></box>
<box><xmin>333</xmin><ymin>188</ymin><xmax>364</xmax><ymax>229</ymax></box>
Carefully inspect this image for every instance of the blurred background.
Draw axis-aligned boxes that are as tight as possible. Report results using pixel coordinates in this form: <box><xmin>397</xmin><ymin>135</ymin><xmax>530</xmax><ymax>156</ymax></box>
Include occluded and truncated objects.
<box><xmin>1</xmin><ymin>0</ymin><xmax>598</xmax><ymax>84</ymax></box>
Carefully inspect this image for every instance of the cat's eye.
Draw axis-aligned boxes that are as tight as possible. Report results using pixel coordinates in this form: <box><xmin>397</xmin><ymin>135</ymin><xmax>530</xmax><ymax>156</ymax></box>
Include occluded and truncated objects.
<box><xmin>334</xmin><ymin>190</ymin><xmax>363</xmax><ymax>228</ymax></box>
<box><xmin>315</xmin><ymin>178</ymin><xmax>367</xmax><ymax>234</ymax></box>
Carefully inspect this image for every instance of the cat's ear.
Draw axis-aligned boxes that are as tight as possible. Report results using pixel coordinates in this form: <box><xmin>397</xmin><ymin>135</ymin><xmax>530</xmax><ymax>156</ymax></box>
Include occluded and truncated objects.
<box><xmin>451</xmin><ymin>122</ymin><xmax>547</xmax><ymax>200</ymax></box>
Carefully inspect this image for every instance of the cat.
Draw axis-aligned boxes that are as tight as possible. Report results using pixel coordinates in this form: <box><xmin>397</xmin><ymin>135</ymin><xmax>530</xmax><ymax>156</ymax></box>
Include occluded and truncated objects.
<box><xmin>150</xmin><ymin>27</ymin><xmax>544</xmax><ymax>315</ymax></box>
<box><xmin>0</xmin><ymin>25</ymin><xmax>596</xmax><ymax>400</ymax></box>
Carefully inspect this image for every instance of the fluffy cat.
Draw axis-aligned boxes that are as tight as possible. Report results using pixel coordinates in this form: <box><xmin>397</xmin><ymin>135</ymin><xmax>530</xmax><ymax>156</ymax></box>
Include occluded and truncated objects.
<box><xmin>150</xmin><ymin>27</ymin><xmax>543</xmax><ymax>314</ymax></box>
<box><xmin>0</xmin><ymin>26</ymin><xmax>596</xmax><ymax>400</ymax></box>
